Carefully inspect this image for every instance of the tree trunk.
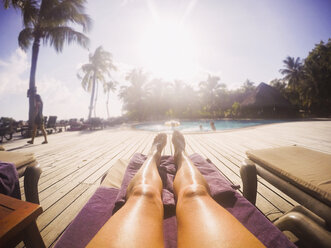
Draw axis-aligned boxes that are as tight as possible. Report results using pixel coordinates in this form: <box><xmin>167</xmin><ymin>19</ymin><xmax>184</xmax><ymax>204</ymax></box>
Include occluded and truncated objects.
<box><xmin>106</xmin><ymin>90</ymin><xmax>110</xmax><ymax>119</ymax></box>
<box><xmin>27</xmin><ymin>37</ymin><xmax>40</xmax><ymax>137</ymax></box>
<box><xmin>93</xmin><ymin>81</ymin><xmax>99</xmax><ymax>117</ymax></box>
<box><xmin>88</xmin><ymin>73</ymin><xmax>96</xmax><ymax>120</ymax></box>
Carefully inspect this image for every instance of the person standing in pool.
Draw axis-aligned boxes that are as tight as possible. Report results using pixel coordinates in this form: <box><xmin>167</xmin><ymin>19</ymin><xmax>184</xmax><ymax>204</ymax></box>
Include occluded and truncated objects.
<box><xmin>27</xmin><ymin>94</ymin><xmax>48</xmax><ymax>144</ymax></box>
<box><xmin>210</xmin><ymin>121</ymin><xmax>216</xmax><ymax>131</ymax></box>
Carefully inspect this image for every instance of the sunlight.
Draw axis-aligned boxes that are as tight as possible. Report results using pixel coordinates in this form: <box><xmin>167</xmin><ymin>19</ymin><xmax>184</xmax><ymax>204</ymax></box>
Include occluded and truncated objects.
<box><xmin>138</xmin><ymin>20</ymin><xmax>199</xmax><ymax>80</ymax></box>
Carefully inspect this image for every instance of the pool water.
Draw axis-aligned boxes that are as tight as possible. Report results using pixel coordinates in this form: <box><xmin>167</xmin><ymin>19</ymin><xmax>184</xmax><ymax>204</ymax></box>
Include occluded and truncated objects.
<box><xmin>134</xmin><ymin>120</ymin><xmax>285</xmax><ymax>132</ymax></box>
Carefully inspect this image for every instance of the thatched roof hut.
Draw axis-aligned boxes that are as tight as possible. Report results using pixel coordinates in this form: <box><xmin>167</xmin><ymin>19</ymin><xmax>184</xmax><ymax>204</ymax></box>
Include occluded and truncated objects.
<box><xmin>240</xmin><ymin>83</ymin><xmax>294</xmax><ymax>117</ymax></box>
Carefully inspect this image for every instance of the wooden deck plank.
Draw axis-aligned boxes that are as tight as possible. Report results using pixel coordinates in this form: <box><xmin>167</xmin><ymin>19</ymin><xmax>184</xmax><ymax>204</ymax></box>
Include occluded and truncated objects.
<box><xmin>204</xmin><ymin>134</ymin><xmax>299</xmax><ymax>206</ymax></box>
<box><xmin>195</xmin><ymin>134</ymin><xmax>296</xmax><ymax>212</ymax></box>
<box><xmin>1</xmin><ymin>121</ymin><xmax>330</xmax><ymax>247</ymax></box>
<box><xmin>186</xmin><ymin>135</ymin><xmax>287</xmax><ymax>220</ymax></box>
<box><xmin>41</xmin><ymin>184</ymin><xmax>99</xmax><ymax>247</ymax></box>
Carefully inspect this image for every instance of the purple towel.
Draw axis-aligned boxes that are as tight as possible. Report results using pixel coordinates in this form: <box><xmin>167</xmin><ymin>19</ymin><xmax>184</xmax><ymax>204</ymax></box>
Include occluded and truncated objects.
<box><xmin>54</xmin><ymin>187</ymin><xmax>119</xmax><ymax>248</ymax></box>
<box><xmin>55</xmin><ymin>154</ymin><xmax>296</xmax><ymax>248</ymax></box>
<box><xmin>113</xmin><ymin>154</ymin><xmax>236</xmax><ymax>215</ymax></box>
<box><xmin>113</xmin><ymin>155</ymin><xmax>177</xmax><ymax>215</ymax></box>
<box><xmin>0</xmin><ymin>161</ymin><xmax>21</xmax><ymax>199</ymax></box>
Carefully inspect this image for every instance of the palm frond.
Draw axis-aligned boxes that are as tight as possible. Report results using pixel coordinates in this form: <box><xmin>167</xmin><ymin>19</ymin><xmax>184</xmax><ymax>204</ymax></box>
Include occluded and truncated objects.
<box><xmin>18</xmin><ymin>27</ymin><xmax>34</xmax><ymax>50</ymax></box>
<box><xmin>103</xmin><ymin>81</ymin><xmax>118</xmax><ymax>93</ymax></box>
<box><xmin>81</xmin><ymin>63</ymin><xmax>94</xmax><ymax>73</ymax></box>
<box><xmin>2</xmin><ymin>0</ymin><xmax>23</xmax><ymax>9</ymax></box>
<box><xmin>77</xmin><ymin>72</ymin><xmax>83</xmax><ymax>80</ymax></box>
<box><xmin>95</xmin><ymin>72</ymin><xmax>106</xmax><ymax>83</ymax></box>
<box><xmin>44</xmin><ymin>26</ymin><xmax>89</xmax><ymax>52</ymax></box>
<box><xmin>21</xmin><ymin>0</ymin><xmax>39</xmax><ymax>27</ymax></box>
<box><xmin>2</xmin><ymin>0</ymin><xmax>10</xmax><ymax>8</ymax></box>
<box><xmin>40</xmin><ymin>0</ymin><xmax>92</xmax><ymax>32</ymax></box>
<box><xmin>279</xmin><ymin>68</ymin><xmax>292</xmax><ymax>75</ymax></box>
<box><xmin>81</xmin><ymin>72</ymin><xmax>93</xmax><ymax>92</ymax></box>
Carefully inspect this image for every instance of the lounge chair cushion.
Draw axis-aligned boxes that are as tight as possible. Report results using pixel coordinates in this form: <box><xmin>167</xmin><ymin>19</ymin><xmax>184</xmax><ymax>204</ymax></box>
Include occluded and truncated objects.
<box><xmin>247</xmin><ymin>146</ymin><xmax>331</xmax><ymax>206</ymax></box>
<box><xmin>101</xmin><ymin>159</ymin><xmax>129</xmax><ymax>189</ymax></box>
<box><xmin>0</xmin><ymin>151</ymin><xmax>36</xmax><ymax>170</ymax></box>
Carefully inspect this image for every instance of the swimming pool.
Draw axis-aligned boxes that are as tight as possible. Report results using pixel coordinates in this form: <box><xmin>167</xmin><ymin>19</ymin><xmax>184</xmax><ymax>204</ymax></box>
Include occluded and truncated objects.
<box><xmin>134</xmin><ymin>120</ymin><xmax>285</xmax><ymax>132</ymax></box>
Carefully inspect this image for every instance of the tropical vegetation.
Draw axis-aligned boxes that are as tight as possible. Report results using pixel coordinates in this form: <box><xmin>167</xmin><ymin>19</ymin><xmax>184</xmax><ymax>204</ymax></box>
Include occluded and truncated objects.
<box><xmin>272</xmin><ymin>39</ymin><xmax>331</xmax><ymax>115</ymax></box>
<box><xmin>119</xmin><ymin>39</ymin><xmax>331</xmax><ymax>121</ymax></box>
<box><xmin>2</xmin><ymin>1</ymin><xmax>330</xmax><ymax>121</ymax></box>
<box><xmin>118</xmin><ymin>69</ymin><xmax>258</xmax><ymax>121</ymax></box>
<box><xmin>78</xmin><ymin>46</ymin><xmax>117</xmax><ymax>119</ymax></box>
<box><xmin>2</xmin><ymin>0</ymin><xmax>91</xmax><ymax>130</ymax></box>
<box><xmin>104</xmin><ymin>81</ymin><xmax>118</xmax><ymax>119</ymax></box>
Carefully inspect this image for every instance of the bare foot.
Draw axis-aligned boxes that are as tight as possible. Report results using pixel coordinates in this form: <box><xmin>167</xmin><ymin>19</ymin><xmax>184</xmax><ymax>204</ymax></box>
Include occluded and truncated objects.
<box><xmin>151</xmin><ymin>133</ymin><xmax>167</xmax><ymax>154</ymax></box>
<box><xmin>172</xmin><ymin>130</ymin><xmax>186</xmax><ymax>165</ymax></box>
<box><xmin>172</xmin><ymin>130</ymin><xmax>185</xmax><ymax>152</ymax></box>
<box><xmin>27</xmin><ymin>140</ymin><xmax>33</xmax><ymax>144</ymax></box>
<box><xmin>42</xmin><ymin>141</ymin><xmax>48</xmax><ymax>144</ymax></box>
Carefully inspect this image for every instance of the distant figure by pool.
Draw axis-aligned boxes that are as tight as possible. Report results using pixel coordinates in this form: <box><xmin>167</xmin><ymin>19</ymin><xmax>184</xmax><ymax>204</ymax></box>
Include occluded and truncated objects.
<box><xmin>210</xmin><ymin>121</ymin><xmax>216</xmax><ymax>131</ymax></box>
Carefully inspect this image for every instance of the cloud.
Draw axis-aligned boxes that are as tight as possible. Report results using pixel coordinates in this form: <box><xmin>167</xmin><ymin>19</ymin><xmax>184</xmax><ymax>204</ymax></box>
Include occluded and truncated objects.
<box><xmin>0</xmin><ymin>48</ymin><xmax>29</xmax><ymax>95</ymax></box>
<box><xmin>37</xmin><ymin>71</ymin><xmax>125</xmax><ymax>119</ymax></box>
<box><xmin>0</xmin><ymin>49</ymin><xmax>122</xmax><ymax>120</ymax></box>
<box><xmin>120</xmin><ymin>0</ymin><xmax>135</xmax><ymax>7</ymax></box>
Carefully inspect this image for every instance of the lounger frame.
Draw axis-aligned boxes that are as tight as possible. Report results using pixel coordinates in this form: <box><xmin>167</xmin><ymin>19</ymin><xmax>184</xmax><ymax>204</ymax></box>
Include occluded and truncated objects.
<box><xmin>240</xmin><ymin>159</ymin><xmax>331</xmax><ymax>247</ymax></box>
<box><xmin>17</xmin><ymin>161</ymin><xmax>42</xmax><ymax>204</ymax></box>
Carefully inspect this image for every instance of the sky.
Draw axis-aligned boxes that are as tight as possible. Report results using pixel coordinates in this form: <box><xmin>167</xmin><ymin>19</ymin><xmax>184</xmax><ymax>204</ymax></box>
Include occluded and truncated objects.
<box><xmin>0</xmin><ymin>0</ymin><xmax>330</xmax><ymax>120</ymax></box>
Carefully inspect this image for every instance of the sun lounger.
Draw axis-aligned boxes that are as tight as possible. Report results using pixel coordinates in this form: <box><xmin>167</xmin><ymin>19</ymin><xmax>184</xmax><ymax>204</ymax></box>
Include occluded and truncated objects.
<box><xmin>0</xmin><ymin>119</ymin><xmax>14</xmax><ymax>143</ymax></box>
<box><xmin>55</xmin><ymin>153</ymin><xmax>295</xmax><ymax>248</ymax></box>
<box><xmin>68</xmin><ymin>119</ymin><xmax>86</xmax><ymax>131</ymax></box>
<box><xmin>45</xmin><ymin>116</ymin><xmax>57</xmax><ymax>134</ymax></box>
<box><xmin>241</xmin><ymin>146</ymin><xmax>331</xmax><ymax>247</ymax></box>
<box><xmin>0</xmin><ymin>151</ymin><xmax>42</xmax><ymax>204</ymax></box>
<box><xmin>86</xmin><ymin>117</ymin><xmax>104</xmax><ymax>130</ymax></box>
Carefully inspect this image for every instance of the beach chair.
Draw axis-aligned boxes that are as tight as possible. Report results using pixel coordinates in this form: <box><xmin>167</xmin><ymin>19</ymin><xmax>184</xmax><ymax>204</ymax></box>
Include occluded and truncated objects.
<box><xmin>45</xmin><ymin>116</ymin><xmax>57</xmax><ymax>134</ymax></box>
<box><xmin>240</xmin><ymin>146</ymin><xmax>331</xmax><ymax>247</ymax></box>
<box><xmin>54</xmin><ymin>154</ymin><xmax>295</xmax><ymax>248</ymax></box>
<box><xmin>0</xmin><ymin>118</ymin><xmax>15</xmax><ymax>143</ymax></box>
<box><xmin>0</xmin><ymin>151</ymin><xmax>42</xmax><ymax>204</ymax></box>
<box><xmin>68</xmin><ymin>119</ymin><xmax>86</xmax><ymax>131</ymax></box>
<box><xmin>87</xmin><ymin>117</ymin><xmax>104</xmax><ymax>130</ymax></box>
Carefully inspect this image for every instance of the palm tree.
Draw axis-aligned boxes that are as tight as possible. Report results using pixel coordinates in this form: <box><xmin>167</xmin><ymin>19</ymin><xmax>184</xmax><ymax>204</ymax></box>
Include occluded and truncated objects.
<box><xmin>119</xmin><ymin>69</ymin><xmax>148</xmax><ymax>120</ymax></box>
<box><xmin>199</xmin><ymin>75</ymin><xmax>222</xmax><ymax>115</ymax></box>
<box><xmin>279</xmin><ymin>56</ymin><xmax>303</xmax><ymax>89</ymax></box>
<box><xmin>169</xmin><ymin>80</ymin><xmax>188</xmax><ymax>117</ymax></box>
<box><xmin>1</xmin><ymin>0</ymin><xmax>23</xmax><ymax>8</ymax></box>
<box><xmin>144</xmin><ymin>78</ymin><xmax>170</xmax><ymax>119</ymax></box>
<box><xmin>103</xmin><ymin>81</ymin><xmax>118</xmax><ymax>119</ymax></box>
<box><xmin>78</xmin><ymin>46</ymin><xmax>117</xmax><ymax>119</ymax></box>
<box><xmin>14</xmin><ymin>0</ymin><xmax>91</xmax><ymax>130</ymax></box>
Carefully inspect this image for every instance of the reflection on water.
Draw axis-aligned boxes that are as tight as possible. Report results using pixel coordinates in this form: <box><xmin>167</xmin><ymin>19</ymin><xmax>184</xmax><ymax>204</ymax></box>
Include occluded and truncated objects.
<box><xmin>134</xmin><ymin>120</ymin><xmax>285</xmax><ymax>132</ymax></box>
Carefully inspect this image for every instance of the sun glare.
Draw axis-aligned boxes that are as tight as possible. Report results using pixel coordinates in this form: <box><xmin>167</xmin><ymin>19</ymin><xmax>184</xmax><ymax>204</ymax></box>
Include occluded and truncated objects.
<box><xmin>139</xmin><ymin>20</ymin><xmax>199</xmax><ymax>80</ymax></box>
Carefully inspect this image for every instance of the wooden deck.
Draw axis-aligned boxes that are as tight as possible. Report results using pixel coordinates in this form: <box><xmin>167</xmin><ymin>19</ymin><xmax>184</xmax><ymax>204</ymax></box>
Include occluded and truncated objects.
<box><xmin>2</xmin><ymin>120</ymin><xmax>331</xmax><ymax>247</ymax></box>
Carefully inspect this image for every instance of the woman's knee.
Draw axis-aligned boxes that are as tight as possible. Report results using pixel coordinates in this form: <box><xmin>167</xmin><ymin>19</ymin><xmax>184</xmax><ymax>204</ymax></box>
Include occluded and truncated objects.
<box><xmin>130</xmin><ymin>184</ymin><xmax>162</xmax><ymax>201</ymax></box>
<box><xmin>178</xmin><ymin>184</ymin><xmax>209</xmax><ymax>199</ymax></box>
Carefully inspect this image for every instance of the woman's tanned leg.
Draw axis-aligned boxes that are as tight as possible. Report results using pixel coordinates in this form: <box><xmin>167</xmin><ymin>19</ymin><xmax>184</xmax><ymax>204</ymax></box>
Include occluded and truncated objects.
<box><xmin>87</xmin><ymin>133</ymin><xmax>167</xmax><ymax>248</ymax></box>
<box><xmin>27</xmin><ymin>125</ymin><xmax>37</xmax><ymax>144</ymax></box>
<box><xmin>40</xmin><ymin>124</ymin><xmax>48</xmax><ymax>143</ymax></box>
<box><xmin>172</xmin><ymin>131</ymin><xmax>265</xmax><ymax>248</ymax></box>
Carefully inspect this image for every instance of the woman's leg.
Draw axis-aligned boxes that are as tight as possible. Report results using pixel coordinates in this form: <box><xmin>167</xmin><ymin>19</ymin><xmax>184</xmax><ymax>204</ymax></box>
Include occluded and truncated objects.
<box><xmin>172</xmin><ymin>131</ymin><xmax>265</xmax><ymax>248</ymax></box>
<box><xmin>27</xmin><ymin>125</ymin><xmax>37</xmax><ymax>144</ymax></box>
<box><xmin>87</xmin><ymin>133</ymin><xmax>167</xmax><ymax>248</ymax></box>
<box><xmin>40</xmin><ymin>124</ymin><xmax>48</xmax><ymax>144</ymax></box>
